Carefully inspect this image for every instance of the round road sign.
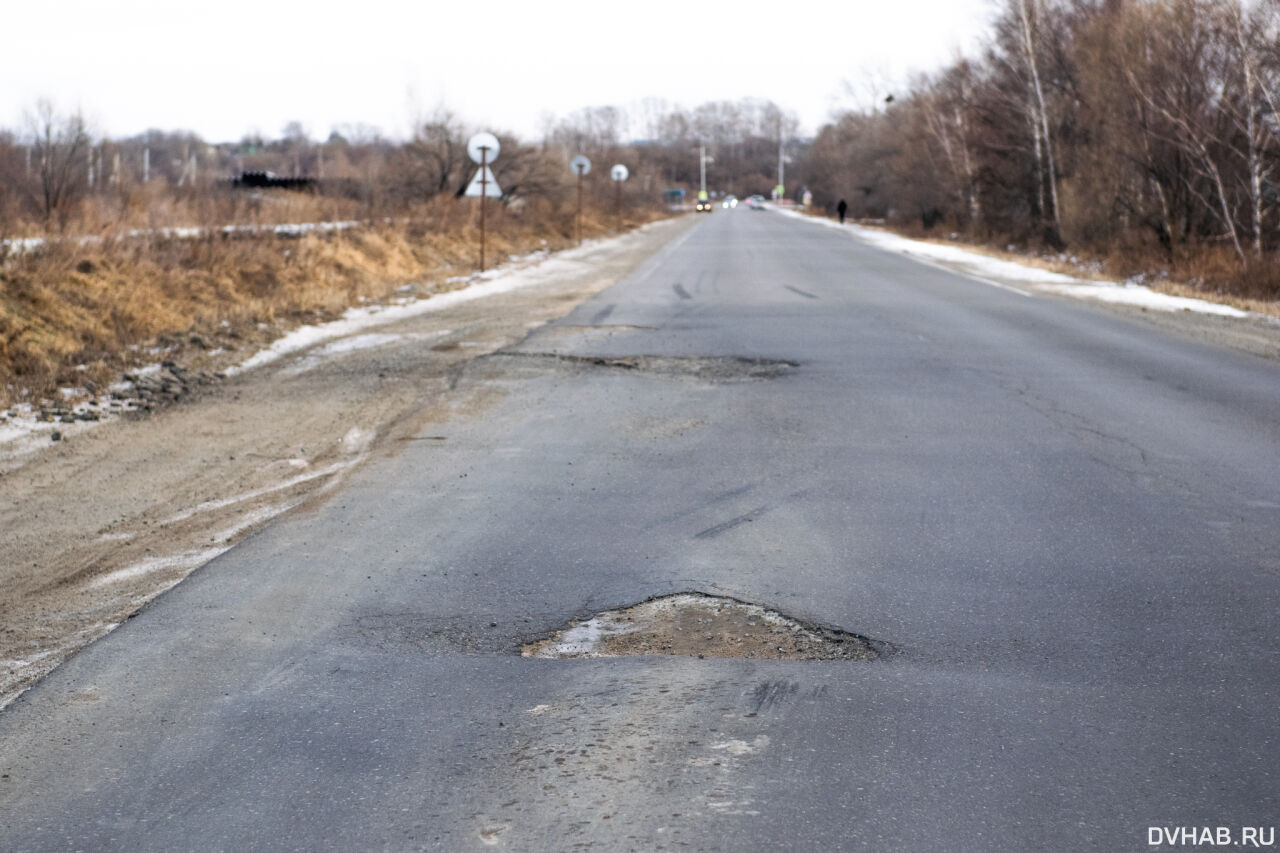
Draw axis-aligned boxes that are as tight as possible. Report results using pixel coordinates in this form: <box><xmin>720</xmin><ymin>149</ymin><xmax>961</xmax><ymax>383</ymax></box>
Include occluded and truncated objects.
<box><xmin>610</xmin><ymin>164</ymin><xmax>629</xmax><ymax>182</ymax></box>
<box><xmin>570</xmin><ymin>155</ymin><xmax>592</xmax><ymax>176</ymax></box>
<box><xmin>467</xmin><ymin>132</ymin><xmax>500</xmax><ymax>164</ymax></box>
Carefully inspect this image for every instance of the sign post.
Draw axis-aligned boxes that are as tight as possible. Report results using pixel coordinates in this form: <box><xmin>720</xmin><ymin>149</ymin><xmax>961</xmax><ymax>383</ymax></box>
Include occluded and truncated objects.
<box><xmin>466</xmin><ymin>132</ymin><xmax>501</xmax><ymax>271</ymax></box>
<box><xmin>570</xmin><ymin>155</ymin><xmax>591</xmax><ymax>244</ymax></box>
<box><xmin>610</xmin><ymin>164</ymin><xmax>629</xmax><ymax>216</ymax></box>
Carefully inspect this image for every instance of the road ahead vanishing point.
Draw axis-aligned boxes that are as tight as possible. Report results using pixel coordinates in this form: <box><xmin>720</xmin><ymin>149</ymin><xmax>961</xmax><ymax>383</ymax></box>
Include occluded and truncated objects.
<box><xmin>2</xmin><ymin>208</ymin><xmax>1279</xmax><ymax>851</ymax></box>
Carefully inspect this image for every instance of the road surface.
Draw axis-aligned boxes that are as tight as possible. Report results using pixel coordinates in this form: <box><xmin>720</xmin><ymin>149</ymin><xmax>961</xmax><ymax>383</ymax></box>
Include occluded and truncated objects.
<box><xmin>2</xmin><ymin>209</ymin><xmax>1279</xmax><ymax>851</ymax></box>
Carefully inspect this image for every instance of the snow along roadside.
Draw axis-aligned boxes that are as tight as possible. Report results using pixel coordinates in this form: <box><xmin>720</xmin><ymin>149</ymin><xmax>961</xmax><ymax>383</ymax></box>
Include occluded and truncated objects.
<box><xmin>0</xmin><ymin>225</ymin><xmax>658</xmax><ymax>456</ymax></box>
<box><xmin>0</xmin><ymin>220</ymin><xmax>360</xmax><ymax>257</ymax></box>
<box><xmin>773</xmin><ymin>206</ymin><xmax>1254</xmax><ymax>319</ymax></box>
<box><xmin>224</xmin><ymin>235</ymin><xmax>618</xmax><ymax>375</ymax></box>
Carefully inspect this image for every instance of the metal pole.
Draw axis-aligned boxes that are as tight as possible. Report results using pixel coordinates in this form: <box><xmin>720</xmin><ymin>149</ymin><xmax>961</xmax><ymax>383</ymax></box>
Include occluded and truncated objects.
<box><xmin>576</xmin><ymin>165</ymin><xmax>584</xmax><ymax>244</ymax></box>
<box><xmin>480</xmin><ymin>147</ymin><xmax>488</xmax><ymax>272</ymax></box>
<box><xmin>699</xmin><ymin>143</ymin><xmax>706</xmax><ymax>194</ymax></box>
<box><xmin>615</xmin><ymin>179</ymin><xmax>622</xmax><ymax>216</ymax></box>
<box><xmin>778</xmin><ymin>137</ymin><xmax>784</xmax><ymax>197</ymax></box>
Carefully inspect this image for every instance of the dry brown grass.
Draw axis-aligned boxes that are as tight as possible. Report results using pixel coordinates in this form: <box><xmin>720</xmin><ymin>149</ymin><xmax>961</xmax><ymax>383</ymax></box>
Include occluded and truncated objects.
<box><xmin>0</xmin><ymin>194</ymin><xmax>667</xmax><ymax>407</ymax></box>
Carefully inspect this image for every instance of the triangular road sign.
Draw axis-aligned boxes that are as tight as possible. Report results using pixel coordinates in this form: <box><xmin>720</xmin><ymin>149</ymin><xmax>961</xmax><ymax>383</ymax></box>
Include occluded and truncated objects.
<box><xmin>465</xmin><ymin>166</ymin><xmax>501</xmax><ymax>198</ymax></box>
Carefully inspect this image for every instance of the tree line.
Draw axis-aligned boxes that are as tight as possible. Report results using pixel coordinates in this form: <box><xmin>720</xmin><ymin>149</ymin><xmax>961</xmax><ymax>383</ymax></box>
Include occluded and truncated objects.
<box><xmin>0</xmin><ymin>98</ymin><xmax>803</xmax><ymax>239</ymax></box>
<box><xmin>9</xmin><ymin>1</ymin><xmax>1273</xmax><ymax>296</ymax></box>
<box><xmin>795</xmin><ymin>0</ymin><xmax>1280</xmax><ymax>295</ymax></box>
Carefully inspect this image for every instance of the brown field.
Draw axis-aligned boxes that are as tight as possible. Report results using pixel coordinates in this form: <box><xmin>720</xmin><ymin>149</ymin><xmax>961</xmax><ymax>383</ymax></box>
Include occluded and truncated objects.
<box><xmin>1</xmin><ymin>195</ymin><xmax>664</xmax><ymax>408</ymax></box>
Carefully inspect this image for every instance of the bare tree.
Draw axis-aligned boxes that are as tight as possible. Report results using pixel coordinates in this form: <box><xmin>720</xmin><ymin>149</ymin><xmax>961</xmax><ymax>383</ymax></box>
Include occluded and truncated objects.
<box><xmin>404</xmin><ymin>108</ymin><xmax>467</xmax><ymax>197</ymax></box>
<box><xmin>25</xmin><ymin>99</ymin><xmax>90</xmax><ymax>229</ymax></box>
<box><xmin>996</xmin><ymin>0</ymin><xmax>1064</xmax><ymax>244</ymax></box>
<box><xmin>922</xmin><ymin>62</ymin><xmax>983</xmax><ymax>224</ymax></box>
<box><xmin>1218</xmin><ymin>0</ymin><xmax>1277</xmax><ymax>259</ymax></box>
<box><xmin>1120</xmin><ymin>0</ymin><xmax>1247</xmax><ymax>265</ymax></box>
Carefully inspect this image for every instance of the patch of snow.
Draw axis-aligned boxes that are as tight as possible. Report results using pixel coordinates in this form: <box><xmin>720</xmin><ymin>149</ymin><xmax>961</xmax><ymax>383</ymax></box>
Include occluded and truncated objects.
<box><xmin>281</xmin><ymin>330</ymin><xmax>454</xmax><ymax>377</ymax></box>
<box><xmin>160</xmin><ymin>456</ymin><xmax>357</xmax><ymax>525</ymax></box>
<box><xmin>0</xmin><ymin>414</ymin><xmax>96</xmax><ymax>462</ymax></box>
<box><xmin>3</xmin><ymin>220</ymin><xmax>360</xmax><ymax>257</ymax></box>
<box><xmin>0</xmin><ymin>236</ymin><xmax>48</xmax><ymax>256</ymax></box>
<box><xmin>315</xmin><ymin>332</ymin><xmax>401</xmax><ymax>356</ymax></box>
<box><xmin>775</xmin><ymin>207</ymin><xmax>1258</xmax><ymax>319</ymax></box>
<box><xmin>225</xmin><ymin>230</ymin><xmax>635</xmax><ymax>377</ymax></box>
<box><xmin>206</xmin><ymin>500</ymin><xmax>302</xmax><ymax>543</ymax></box>
<box><xmin>1033</xmin><ymin>282</ymin><xmax>1249</xmax><ymax>317</ymax></box>
<box><xmin>536</xmin><ymin>615</ymin><xmax>637</xmax><ymax>658</ymax></box>
<box><xmin>88</xmin><ymin>546</ymin><xmax>231</xmax><ymax>588</ymax></box>
<box><xmin>339</xmin><ymin>426</ymin><xmax>375</xmax><ymax>455</ymax></box>
<box><xmin>2</xmin><ymin>650</ymin><xmax>55</xmax><ymax>670</ymax></box>
<box><xmin>321</xmin><ymin>332</ymin><xmax>403</xmax><ymax>355</ymax></box>
<box><xmin>90</xmin><ymin>500</ymin><xmax>301</xmax><ymax>590</ymax></box>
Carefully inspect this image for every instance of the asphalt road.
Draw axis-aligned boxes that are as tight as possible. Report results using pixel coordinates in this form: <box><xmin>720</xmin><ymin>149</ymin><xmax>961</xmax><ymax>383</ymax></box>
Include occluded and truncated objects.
<box><xmin>3</xmin><ymin>209</ymin><xmax>1279</xmax><ymax>851</ymax></box>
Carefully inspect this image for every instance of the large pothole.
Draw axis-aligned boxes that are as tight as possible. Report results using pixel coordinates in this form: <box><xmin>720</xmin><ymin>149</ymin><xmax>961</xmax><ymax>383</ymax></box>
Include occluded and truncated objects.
<box><xmin>492</xmin><ymin>352</ymin><xmax>798</xmax><ymax>382</ymax></box>
<box><xmin>521</xmin><ymin>593</ymin><xmax>877</xmax><ymax>661</ymax></box>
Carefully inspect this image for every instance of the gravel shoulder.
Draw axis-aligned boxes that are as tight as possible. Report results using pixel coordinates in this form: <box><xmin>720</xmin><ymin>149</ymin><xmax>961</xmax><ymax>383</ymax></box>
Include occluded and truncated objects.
<box><xmin>0</xmin><ymin>217</ymin><xmax>695</xmax><ymax>708</ymax></box>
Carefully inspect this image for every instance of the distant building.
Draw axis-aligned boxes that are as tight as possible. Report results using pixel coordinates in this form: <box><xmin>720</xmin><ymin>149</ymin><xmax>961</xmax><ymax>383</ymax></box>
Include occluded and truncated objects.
<box><xmin>230</xmin><ymin>172</ymin><xmax>316</xmax><ymax>191</ymax></box>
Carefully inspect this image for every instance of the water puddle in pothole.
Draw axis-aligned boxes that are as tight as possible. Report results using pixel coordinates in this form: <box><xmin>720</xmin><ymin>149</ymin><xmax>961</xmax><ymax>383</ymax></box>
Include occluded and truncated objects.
<box><xmin>521</xmin><ymin>593</ymin><xmax>877</xmax><ymax>661</ymax></box>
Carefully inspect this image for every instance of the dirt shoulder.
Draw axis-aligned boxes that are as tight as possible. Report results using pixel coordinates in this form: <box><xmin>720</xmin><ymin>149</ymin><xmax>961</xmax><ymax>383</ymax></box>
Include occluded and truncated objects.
<box><xmin>0</xmin><ymin>216</ymin><xmax>695</xmax><ymax>709</ymax></box>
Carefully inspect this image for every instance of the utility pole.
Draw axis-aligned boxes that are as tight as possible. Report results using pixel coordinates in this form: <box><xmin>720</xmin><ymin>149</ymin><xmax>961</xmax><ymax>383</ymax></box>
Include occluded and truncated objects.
<box><xmin>699</xmin><ymin>143</ymin><xmax>707</xmax><ymax>196</ymax></box>
<box><xmin>143</xmin><ymin>148</ymin><xmax>150</xmax><ymax>183</ymax></box>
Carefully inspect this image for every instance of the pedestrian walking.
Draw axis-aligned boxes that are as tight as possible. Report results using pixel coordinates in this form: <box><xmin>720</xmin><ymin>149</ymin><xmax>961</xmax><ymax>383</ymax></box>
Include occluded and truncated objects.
<box><xmin>837</xmin><ymin>198</ymin><xmax>848</xmax><ymax>225</ymax></box>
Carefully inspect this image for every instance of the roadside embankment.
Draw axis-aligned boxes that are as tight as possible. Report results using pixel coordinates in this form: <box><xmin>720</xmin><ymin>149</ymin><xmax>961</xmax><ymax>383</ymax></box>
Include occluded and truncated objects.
<box><xmin>0</xmin><ymin>199</ymin><xmax>666</xmax><ymax>416</ymax></box>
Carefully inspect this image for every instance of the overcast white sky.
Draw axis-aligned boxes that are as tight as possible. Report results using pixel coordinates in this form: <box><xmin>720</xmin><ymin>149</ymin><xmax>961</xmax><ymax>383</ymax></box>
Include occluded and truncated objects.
<box><xmin>3</xmin><ymin>0</ymin><xmax>996</xmax><ymax>142</ymax></box>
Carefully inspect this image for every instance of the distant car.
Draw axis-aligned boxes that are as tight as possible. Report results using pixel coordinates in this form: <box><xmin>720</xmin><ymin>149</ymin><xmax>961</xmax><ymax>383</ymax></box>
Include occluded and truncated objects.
<box><xmin>747</xmin><ymin>195</ymin><xmax>765</xmax><ymax>210</ymax></box>
<box><xmin>696</xmin><ymin>198</ymin><xmax>713</xmax><ymax>212</ymax></box>
<box><xmin>722</xmin><ymin>195</ymin><xmax>738</xmax><ymax>209</ymax></box>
